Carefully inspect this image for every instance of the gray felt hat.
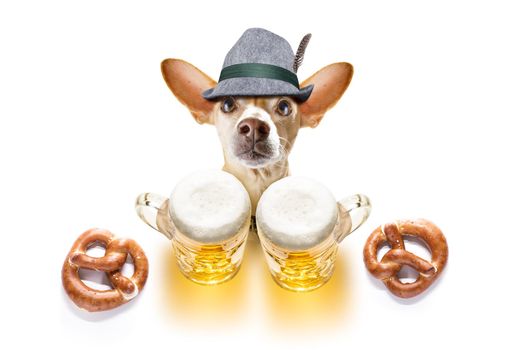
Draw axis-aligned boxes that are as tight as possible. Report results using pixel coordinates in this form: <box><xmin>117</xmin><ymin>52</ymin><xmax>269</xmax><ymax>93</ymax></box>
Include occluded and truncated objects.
<box><xmin>202</xmin><ymin>28</ymin><xmax>314</xmax><ymax>102</ymax></box>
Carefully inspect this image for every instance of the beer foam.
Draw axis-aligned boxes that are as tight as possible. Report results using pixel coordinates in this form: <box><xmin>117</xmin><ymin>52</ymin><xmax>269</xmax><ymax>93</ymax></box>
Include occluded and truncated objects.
<box><xmin>256</xmin><ymin>177</ymin><xmax>338</xmax><ymax>251</ymax></box>
<box><xmin>169</xmin><ymin>170</ymin><xmax>251</xmax><ymax>243</ymax></box>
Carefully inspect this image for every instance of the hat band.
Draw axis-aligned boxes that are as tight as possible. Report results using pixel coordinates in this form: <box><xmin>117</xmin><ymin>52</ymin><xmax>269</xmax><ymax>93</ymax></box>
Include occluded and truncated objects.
<box><xmin>218</xmin><ymin>63</ymin><xmax>300</xmax><ymax>89</ymax></box>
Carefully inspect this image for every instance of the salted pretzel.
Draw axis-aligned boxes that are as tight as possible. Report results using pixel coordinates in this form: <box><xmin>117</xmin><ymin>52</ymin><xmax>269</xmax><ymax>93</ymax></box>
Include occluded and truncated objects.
<box><xmin>364</xmin><ymin>219</ymin><xmax>448</xmax><ymax>298</ymax></box>
<box><xmin>62</xmin><ymin>228</ymin><xmax>149</xmax><ymax>312</ymax></box>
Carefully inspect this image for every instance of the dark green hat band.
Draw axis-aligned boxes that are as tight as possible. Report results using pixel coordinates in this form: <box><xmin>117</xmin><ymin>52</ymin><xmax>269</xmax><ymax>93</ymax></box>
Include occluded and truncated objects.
<box><xmin>218</xmin><ymin>63</ymin><xmax>300</xmax><ymax>89</ymax></box>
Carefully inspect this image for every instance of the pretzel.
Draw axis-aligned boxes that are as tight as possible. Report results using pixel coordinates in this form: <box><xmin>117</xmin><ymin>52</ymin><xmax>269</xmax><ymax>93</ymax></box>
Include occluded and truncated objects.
<box><xmin>363</xmin><ymin>219</ymin><xmax>448</xmax><ymax>298</ymax></box>
<box><xmin>62</xmin><ymin>228</ymin><xmax>149</xmax><ymax>312</ymax></box>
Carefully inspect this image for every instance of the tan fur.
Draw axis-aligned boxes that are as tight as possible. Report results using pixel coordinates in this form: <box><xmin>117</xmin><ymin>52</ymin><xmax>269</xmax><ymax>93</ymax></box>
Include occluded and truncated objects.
<box><xmin>161</xmin><ymin>58</ymin><xmax>353</xmax><ymax>213</ymax></box>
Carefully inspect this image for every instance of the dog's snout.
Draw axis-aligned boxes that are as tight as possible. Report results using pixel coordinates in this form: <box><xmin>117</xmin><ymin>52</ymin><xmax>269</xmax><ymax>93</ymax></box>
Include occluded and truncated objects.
<box><xmin>237</xmin><ymin>118</ymin><xmax>270</xmax><ymax>141</ymax></box>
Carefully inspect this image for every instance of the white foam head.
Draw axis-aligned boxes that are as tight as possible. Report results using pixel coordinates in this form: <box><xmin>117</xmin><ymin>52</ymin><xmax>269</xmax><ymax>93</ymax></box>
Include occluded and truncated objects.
<box><xmin>256</xmin><ymin>176</ymin><xmax>338</xmax><ymax>251</ymax></box>
<box><xmin>169</xmin><ymin>170</ymin><xmax>251</xmax><ymax>244</ymax></box>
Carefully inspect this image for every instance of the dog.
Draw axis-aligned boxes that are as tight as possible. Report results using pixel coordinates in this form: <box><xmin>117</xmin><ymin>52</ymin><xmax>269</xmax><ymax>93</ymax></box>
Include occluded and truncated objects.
<box><xmin>160</xmin><ymin>29</ymin><xmax>353</xmax><ymax>213</ymax></box>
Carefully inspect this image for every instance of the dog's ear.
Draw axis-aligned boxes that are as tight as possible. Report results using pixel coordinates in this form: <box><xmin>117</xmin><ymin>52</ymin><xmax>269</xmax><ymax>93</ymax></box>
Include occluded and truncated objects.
<box><xmin>299</xmin><ymin>62</ymin><xmax>353</xmax><ymax>128</ymax></box>
<box><xmin>161</xmin><ymin>59</ymin><xmax>217</xmax><ymax>124</ymax></box>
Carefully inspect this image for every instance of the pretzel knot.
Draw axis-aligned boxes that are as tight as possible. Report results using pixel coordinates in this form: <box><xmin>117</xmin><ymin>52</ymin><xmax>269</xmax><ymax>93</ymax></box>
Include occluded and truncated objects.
<box><xmin>62</xmin><ymin>228</ymin><xmax>149</xmax><ymax>312</ymax></box>
<box><xmin>363</xmin><ymin>219</ymin><xmax>448</xmax><ymax>298</ymax></box>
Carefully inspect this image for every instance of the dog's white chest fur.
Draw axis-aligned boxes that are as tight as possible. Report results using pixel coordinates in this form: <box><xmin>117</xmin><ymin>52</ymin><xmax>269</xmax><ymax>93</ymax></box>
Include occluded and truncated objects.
<box><xmin>223</xmin><ymin>161</ymin><xmax>289</xmax><ymax>214</ymax></box>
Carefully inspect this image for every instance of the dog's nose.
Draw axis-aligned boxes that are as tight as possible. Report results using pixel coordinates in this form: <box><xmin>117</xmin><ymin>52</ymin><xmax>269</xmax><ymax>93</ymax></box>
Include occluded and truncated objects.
<box><xmin>237</xmin><ymin>118</ymin><xmax>270</xmax><ymax>141</ymax></box>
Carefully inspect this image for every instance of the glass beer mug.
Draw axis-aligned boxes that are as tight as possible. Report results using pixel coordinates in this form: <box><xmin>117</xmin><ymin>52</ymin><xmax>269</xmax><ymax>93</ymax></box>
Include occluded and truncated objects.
<box><xmin>135</xmin><ymin>170</ymin><xmax>251</xmax><ymax>285</ymax></box>
<box><xmin>256</xmin><ymin>176</ymin><xmax>371</xmax><ymax>292</ymax></box>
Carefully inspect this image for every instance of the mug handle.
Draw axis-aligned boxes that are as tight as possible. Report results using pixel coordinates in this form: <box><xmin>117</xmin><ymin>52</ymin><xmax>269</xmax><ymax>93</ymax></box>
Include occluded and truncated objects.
<box><xmin>334</xmin><ymin>194</ymin><xmax>372</xmax><ymax>243</ymax></box>
<box><xmin>135</xmin><ymin>192</ymin><xmax>175</xmax><ymax>240</ymax></box>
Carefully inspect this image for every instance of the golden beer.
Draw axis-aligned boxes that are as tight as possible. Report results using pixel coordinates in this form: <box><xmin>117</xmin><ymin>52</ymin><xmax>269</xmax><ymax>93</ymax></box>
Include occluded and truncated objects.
<box><xmin>256</xmin><ymin>177</ymin><xmax>371</xmax><ymax>292</ymax></box>
<box><xmin>258</xmin><ymin>229</ymin><xmax>339</xmax><ymax>291</ymax></box>
<box><xmin>136</xmin><ymin>170</ymin><xmax>251</xmax><ymax>285</ymax></box>
<box><xmin>170</xmin><ymin>214</ymin><xmax>250</xmax><ymax>285</ymax></box>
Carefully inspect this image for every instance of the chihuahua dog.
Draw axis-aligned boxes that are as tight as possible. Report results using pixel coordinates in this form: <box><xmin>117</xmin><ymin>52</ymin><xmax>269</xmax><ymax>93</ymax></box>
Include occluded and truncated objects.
<box><xmin>161</xmin><ymin>55</ymin><xmax>352</xmax><ymax>213</ymax></box>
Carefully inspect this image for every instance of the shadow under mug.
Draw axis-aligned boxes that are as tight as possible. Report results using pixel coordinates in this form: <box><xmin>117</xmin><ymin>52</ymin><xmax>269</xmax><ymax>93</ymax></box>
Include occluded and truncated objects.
<box><xmin>135</xmin><ymin>192</ymin><xmax>251</xmax><ymax>285</ymax></box>
<box><xmin>257</xmin><ymin>194</ymin><xmax>371</xmax><ymax>292</ymax></box>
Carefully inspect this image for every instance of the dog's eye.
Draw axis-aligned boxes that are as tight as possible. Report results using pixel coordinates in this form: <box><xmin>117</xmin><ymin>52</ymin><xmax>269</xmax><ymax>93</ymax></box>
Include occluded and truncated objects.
<box><xmin>221</xmin><ymin>97</ymin><xmax>236</xmax><ymax>113</ymax></box>
<box><xmin>277</xmin><ymin>99</ymin><xmax>292</xmax><ymax>116</ymax></box>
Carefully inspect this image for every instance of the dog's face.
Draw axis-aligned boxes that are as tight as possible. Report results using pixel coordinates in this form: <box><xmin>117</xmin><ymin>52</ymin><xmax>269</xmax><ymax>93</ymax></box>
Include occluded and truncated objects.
<box><xmin>213</xmin><ymin>96</ymin><xmax>300</xmax><ymax>169</ymax></box>
<box><xmin>160</xmin><ymin>59</ymin><xmax>353</xmax><ymax>172</ymax></box>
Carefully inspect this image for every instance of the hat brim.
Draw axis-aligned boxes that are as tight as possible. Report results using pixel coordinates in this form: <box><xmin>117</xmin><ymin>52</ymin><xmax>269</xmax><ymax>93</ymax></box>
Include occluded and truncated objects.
<box><xmin>202</xmin><ymin>77</ymin><xmax>313</xmax><ymax>102</ymax></box>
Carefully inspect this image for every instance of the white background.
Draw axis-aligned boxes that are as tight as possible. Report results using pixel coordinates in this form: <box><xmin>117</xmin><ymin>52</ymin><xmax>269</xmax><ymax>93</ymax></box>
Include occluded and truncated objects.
<box><xmin>1</xmin><ymin>0</ymin><xmax>513</xmax><ymax>349</ymax></box>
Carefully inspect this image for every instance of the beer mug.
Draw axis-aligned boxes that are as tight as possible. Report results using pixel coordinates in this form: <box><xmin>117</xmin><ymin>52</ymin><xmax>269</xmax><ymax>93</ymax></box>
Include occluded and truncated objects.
<box><xmin>256</xmin><ymin>176</ymin><xmax>371</xmax><ymax>292</ymax></box>
<box><xmin>136</xmin><ymin>170</ymin><xmax>251</xmax><ymax>285</ymax></box>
